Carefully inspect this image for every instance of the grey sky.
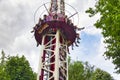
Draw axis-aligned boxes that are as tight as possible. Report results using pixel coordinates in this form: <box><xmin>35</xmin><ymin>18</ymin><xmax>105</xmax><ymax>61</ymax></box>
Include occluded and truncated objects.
<box><xmin>0</xmin><ymin>0</ymin><xmax>32</xmax><ymax>48</ymax></box>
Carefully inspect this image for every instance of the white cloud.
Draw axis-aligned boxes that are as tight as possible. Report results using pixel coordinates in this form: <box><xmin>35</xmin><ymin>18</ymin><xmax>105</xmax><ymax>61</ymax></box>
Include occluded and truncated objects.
<box><xmin>67</xmin><ymin>0</ymin><xmax>76</xmax><ymax>4</ymax></box>
<box><xmin>0</xmin><ymin>0</ymin><xmax>34</xmax><ymax>48</ymax></box>
<box><xmin>83</xmin><ymin>26</ymin><xmax>102</xmax><ymax>35</ymax></box>
<box><xmin>5</xmin><ymin>30</ymin><xmax>40</xmax><ymax>72</ymax></box>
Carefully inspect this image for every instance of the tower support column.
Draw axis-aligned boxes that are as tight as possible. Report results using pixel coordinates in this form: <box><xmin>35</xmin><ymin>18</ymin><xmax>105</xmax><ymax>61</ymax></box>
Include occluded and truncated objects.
<box><xmin>54</xmin><ymin>30</ymin><xmax>60</xmax><ymax>80</ymax></box>
<box><xmin>37</xmin><ymin>30</ymin><xmax>68</xmax><ymax>80</ymax></box>
<box><xmin>37</xmin><ymin>35</ymin><xmax>45</xmax><ymax>80</ymax></box>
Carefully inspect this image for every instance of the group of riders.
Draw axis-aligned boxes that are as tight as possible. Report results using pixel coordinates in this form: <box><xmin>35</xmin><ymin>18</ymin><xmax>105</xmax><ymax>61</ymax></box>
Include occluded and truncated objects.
<box><xmin>31</xmin><ymin>13</ymin><xmax>84</xmax><ymax>50</ymax></box>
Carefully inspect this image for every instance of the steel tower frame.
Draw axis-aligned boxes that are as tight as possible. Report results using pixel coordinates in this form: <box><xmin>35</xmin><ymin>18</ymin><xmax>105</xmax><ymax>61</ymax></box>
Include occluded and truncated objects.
<box><xmin>37</xmin><ymin>30</ymin><xmax>68</xmax><ymax>80</ymax></box>
<box><xmin>33</xmin><ymin>0</ymin><xmax>80</xmax><ymax>80</ymax></box>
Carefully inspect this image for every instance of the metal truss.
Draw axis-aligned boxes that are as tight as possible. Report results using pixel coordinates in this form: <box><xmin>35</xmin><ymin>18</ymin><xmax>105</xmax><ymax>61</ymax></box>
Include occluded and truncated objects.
<box><xmin>37</xmin><ymin>30</ymin><xmax>68</xmax><ymax>80</ymax></box>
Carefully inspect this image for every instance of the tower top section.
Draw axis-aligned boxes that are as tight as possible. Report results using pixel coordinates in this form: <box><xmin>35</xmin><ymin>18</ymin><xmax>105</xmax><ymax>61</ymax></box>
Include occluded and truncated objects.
<box><xmin>33</xmin><ymin>0</ymin><xmax>83</xmax><ymax>47</ymax></box>
<box><xmin>34</xmin><ymin>0</ymin><xmax>79</xmax><ymax>26</ymax></box>
<box><xmin>49</xmin><ymin>0</ymin><xmax>65</xmax><ymax>15</ymax></box>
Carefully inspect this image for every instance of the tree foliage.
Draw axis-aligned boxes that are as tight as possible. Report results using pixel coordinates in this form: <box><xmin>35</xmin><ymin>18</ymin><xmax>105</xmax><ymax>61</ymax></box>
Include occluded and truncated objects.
<box><xmin>0</xmin><ymin>51</ymin><xmax>36</xmax><ymax>80</ymax></box>
<box><xmin>68</xmin><ymin>59</ymin><xmax>114</xmax><ymax>80</ymax></box>
<box><xmin>92</xmin><ymin>68</ymin><xmax>114</xmax><ymax>80</ymax></box>
<box><xmin>68</xmin><ymin>60</ymin><xmax>94</xmax><ymax>80</ymax></box>
<box><xmin>6</xmin><ymin>55</ymin><xmax>36</xmax><ymax>80</ymax></box>
<box><xmin>0</xmin><ymin>50</ymin><xmax>10</xmax><ymax>80</ymax></box>
<box><xmin>86</xmin><ymin>0</ymin><xmax>120</xmax><ymax>73</ymax></box>
<box><xmin>69</xmin><ymin>61</ymin><xmax>84</xmax><ymax>80</ymax></box>
<box><xmin>0</xmin><ymin>65</ymin><xmax>11</xmax><ymax>80</ymax></box>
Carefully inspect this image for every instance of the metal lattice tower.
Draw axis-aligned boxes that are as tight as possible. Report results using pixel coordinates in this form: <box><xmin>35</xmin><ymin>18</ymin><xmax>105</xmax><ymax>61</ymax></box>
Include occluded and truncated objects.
<box><xmin>33</xmin><ymin>0</ymin><xmax>82</xmax><ymax>80</ymax></box>
<box><xmin>49</xmin><ymin>0</ymin><xmax>65</xmax><ymax>15</ymax></box>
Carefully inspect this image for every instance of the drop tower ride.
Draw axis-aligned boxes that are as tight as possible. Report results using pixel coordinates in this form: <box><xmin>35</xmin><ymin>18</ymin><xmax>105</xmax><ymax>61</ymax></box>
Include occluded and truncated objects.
<box><xmin>33</xmin><ymin>0</ymin><xmax>83</xmax><ymax>80</ymax></box>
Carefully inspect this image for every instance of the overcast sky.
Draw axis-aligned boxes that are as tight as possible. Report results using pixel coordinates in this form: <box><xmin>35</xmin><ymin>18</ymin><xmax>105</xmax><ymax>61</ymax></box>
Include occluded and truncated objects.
<box><xmin>0</xmin><ymin>0</ymin><xmax>120</xmax><ymax>79</ymax></box>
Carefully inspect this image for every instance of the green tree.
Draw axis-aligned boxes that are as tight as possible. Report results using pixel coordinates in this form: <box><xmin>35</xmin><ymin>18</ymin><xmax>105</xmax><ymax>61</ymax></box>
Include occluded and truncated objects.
<box><xmin>5</xmin><ymin>55</ymin><xmax>36</xmax><ymax>80</ymax></box>
<box><xmin>92</xmin><ymin>68</ymin><xmax>114</xmax><ymax>80</ymax></box>
<box><xmin>68</xmin><ymin>60</ymin><xmax>94</xmax><ymax>80</ymax></box>
<box><xmin>69</xmin><ymin>61</ymin><xmax>84</xmax><ymax>80</ymax></box>
<box><xmin>84</xmin><ymin>62</ymin><xmax>94</xmax><ymax>80</ymax></box>
<box><xmin>1</xmin><ymin>50</ymin><xmax>6</xmax><ymax>65</ymax></box>
<box><xmin>86</xmin><ymin>0</ymin><xmax>120</xmax><ymax>73</ymax></box>
<box><xmin>0</xmin><ymin>65</ymin><xmax>10</xmax><ymax>80</ymax></box>
<box><xmin>68</xmin><ymin>59</ymin><xmax>114</xmax><ymax>80</ymax></box>
<box><xmin>0</xmin><ymin>50</ymin><xmax>10</xmax><ymax>80</ymax></box>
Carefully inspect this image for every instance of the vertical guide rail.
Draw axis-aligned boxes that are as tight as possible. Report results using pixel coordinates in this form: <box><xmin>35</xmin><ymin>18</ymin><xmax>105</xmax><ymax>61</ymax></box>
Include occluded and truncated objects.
<box><xmin>66</xmin><ymin>45</ymin><xmax>68</xmax><ymax>80</ymax></box>
<box><xmin>54</xmin><ymin>30</ymin><xmax>60</xmax><ymax>80</ymax></box>
<box><xmin>60</xmin><ymin>0</ymin><xmax>65</xmax><ymax>15</ymax></box>
<box><xmin>37</xmin><ymin>35</ymin><xmax>45</xmax><ymax>80</ymax></box>
<box><xmin>50</xmin><ymin>0</ymin><xmax>58</xmax><ymax>13</ymax></box>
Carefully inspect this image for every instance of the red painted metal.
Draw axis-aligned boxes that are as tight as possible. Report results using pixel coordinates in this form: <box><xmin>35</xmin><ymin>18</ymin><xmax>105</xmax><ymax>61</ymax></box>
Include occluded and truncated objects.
<box><xmin>34</xmin><ymin>21</ymin><xmax>76</xmax><ymax>46</ymax></box>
